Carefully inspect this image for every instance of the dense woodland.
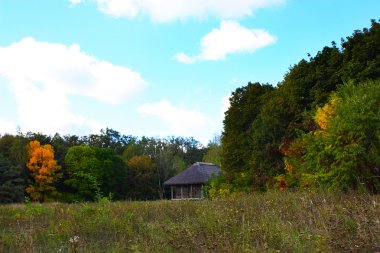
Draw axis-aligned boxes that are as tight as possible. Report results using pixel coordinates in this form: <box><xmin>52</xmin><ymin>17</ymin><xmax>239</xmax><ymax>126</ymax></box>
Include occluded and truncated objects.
<box><xmin>0</xmin><ymin>20</ymin><xmax>379</xmax><ymax>203</ymax></box>
<box><xmin>0</xmin><ymin>130</ymin><xmax>212</xmax><ymax>203</ymax></box>
<box><xmin>218</xmin><ymin>19</ymin><xmax>380</xmax><ymax>195</ymax></box>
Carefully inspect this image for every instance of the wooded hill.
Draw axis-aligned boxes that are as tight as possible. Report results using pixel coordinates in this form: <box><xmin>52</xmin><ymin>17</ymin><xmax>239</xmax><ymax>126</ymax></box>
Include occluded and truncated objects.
<box><xmin>217</xmin><ymin>19</ymin><xmax>380</xmax><ymax>195</ymax></box>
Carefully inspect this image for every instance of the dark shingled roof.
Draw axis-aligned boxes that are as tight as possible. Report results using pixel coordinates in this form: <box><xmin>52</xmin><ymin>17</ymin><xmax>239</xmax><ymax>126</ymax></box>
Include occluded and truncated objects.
<box><xmin>164</xmin><ymin>162</ymin><xmax>220</xmax><ymax>186</ymax></box>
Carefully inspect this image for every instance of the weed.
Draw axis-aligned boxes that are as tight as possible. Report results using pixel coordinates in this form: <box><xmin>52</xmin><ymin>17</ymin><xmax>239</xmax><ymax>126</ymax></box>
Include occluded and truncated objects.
<box><xmin>0</xmin><ymin>191</ymin><xmax>379</xmax><ymax>252</ymax></box>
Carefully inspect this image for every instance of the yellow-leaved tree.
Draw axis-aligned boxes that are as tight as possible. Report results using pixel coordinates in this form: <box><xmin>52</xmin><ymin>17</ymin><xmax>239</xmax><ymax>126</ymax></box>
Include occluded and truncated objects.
<box><xmin>314</xmin><ymin>94</ymin><xmax>341</xmax><ymax>132</ymax></box>
<box><xmin>26</xmin><ymin>140</ymin><xmax>61</xmax><ymax>201</ymax></box>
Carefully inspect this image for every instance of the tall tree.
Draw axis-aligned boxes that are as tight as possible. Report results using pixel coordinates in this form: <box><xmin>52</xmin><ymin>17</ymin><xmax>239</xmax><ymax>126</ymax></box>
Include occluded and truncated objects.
<box><xmin>0</xmin><ymin>154</ymin><xmax>24</xmax><ymax>203</ymax></box>
<box><xmin>203</xmin><ymin>135</ymin><xmax>222</xmax><ymax>166</ymax></box>
<box><xmin>125</xmin><ymin>155</ymin><xmax>157</xmax><ymax>200</ymax></box>
<box><xmin>221</xmin><ymin>82</ymin><xmax>274</xmax><ymax>180</ymax></box>
<box><xmin>64</xmin><ymin>145</ymin><xmax>126</xmax><ymax>201</ymax></box>
<box><xmin>26</xmin><ymin>141</ymin><xmax>61</xmax><ymax>201</ymax></box>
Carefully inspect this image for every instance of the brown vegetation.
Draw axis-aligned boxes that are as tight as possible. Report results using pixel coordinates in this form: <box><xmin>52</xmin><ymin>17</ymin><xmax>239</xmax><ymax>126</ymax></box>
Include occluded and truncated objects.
<box><xmin>0</xmin><ymin>191</ymin><xmax>379</xmax><ymax>252</ymax></box>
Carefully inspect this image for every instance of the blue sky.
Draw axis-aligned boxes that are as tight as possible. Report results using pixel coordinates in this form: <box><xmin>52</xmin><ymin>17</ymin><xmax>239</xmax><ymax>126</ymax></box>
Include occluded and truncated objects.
<box><xmin>0</xmin><ymin>0</ymin><xmax>379</xmax><ymax>144</ymax></box>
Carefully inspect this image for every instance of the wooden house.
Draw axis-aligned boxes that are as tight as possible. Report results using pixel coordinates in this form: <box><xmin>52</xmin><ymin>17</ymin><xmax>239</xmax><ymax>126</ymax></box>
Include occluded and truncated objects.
<box><xmin>164</xmin><ymin>162</ymin><xmax>220</xmax><ymax>200</ymax></box>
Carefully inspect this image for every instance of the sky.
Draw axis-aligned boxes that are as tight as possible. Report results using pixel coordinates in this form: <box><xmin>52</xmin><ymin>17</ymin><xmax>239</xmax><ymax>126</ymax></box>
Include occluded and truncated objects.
<box><xmin>0</xmin><ymin>0</ymin><xmax>379</xmax><ymax>145</ymax></box>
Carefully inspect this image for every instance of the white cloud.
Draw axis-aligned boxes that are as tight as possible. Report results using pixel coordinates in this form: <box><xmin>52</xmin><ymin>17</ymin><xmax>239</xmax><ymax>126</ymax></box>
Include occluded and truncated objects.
<box><xmin>97</xmin><ymin>0</ymin><xmax>140</xmax><ymax>18</ymax></box>
<box><xmin>138</xmin><ymin>100</ymin><xmax>209</xmax><ymax>137</ymax></box>
<box><xmin>221</xmin><ymin>93</ymin><xmax>232</xmax><ymax>116</ymax></box>
<box><xmin>69</xmin><ymin>0</ymin><xmax>83</xmax><ymax>4</ymax></box>
<box><xmin>176</xmin><ymin>21</ymin><xmax>277</xmax><ymax>63</ymax></box>
<box><xmin>175</xmin><ymin>53</ymin><xmax>196</xmax><ymax>64</ymax></box>
<box><xmin>72</xmin><ymin>0</ymin><xmax>285</xmax><ymax>22</ymax></box>
<box><xmin>0</xmin><ymin>118</ymin><xmax>16</xmax><ymax>134</ymax></box>
<box><xmin>0</xmin><ymin>37</ymin><xmax>147</xmax><ymax>135</ymax></box>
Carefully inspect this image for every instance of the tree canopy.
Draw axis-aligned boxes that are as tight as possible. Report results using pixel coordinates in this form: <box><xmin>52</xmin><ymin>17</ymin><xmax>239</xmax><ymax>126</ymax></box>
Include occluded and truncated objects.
<box><xmin>219</xmin><ymin>19</ymin><xmax>380</xmax><ymax>194</ymax></box>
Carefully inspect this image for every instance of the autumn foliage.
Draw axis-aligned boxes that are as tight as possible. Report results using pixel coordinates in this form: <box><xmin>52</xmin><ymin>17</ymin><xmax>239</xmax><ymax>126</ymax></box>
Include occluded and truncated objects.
<box><xmin>314</xmin><ymin>95</ymin><xmax>340</xmax><ymax>132</ymax></box>
<box><xmin>26</xmin><ymin>140</ymin><xmax>61</xmax><ymax>201</ymax></box>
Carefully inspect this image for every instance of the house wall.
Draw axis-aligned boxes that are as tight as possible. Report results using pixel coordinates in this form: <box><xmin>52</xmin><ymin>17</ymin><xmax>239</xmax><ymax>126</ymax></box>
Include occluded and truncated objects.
<box><xmin>173</xmin><ymin>184</ymin><xmax>203</xmax><ymax>199</ymax></box>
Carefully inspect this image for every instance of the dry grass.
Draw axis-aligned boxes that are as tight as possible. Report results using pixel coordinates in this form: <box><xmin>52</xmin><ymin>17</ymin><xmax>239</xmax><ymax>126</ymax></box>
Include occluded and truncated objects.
<box><xmin>0</xmin><ymin>191</ymin><xmax>379</xmax><ymax>252</ymax></box>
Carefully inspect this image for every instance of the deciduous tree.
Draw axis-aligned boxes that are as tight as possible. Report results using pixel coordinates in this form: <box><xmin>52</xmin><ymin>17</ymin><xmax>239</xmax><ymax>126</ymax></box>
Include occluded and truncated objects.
<box><xmin>64</xmin><ymin>145</ymin><xmax>126</xmax><ymax>201</ymax></box>
<box><xmin>26</xmin><ymin>140</ymin><xmax>61</xmax><ymax>201</ymax></box>
<box><xmin>126</xmin><ymin>155</ymin><xmax>157</xmax><ymax>200</ymax></box>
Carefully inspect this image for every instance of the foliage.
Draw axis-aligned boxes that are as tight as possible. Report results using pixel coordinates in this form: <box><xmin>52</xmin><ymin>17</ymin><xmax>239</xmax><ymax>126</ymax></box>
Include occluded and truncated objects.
<box><xmin>314</xmin><ymin>94</ymin><xmax>341</xmax><ymax>131</ymax></box>
<box><xmin>121</xmin><ymin>136</ymin><xmax>204</xmax><ymax>199</ymax></box>
<box><xmin>286</xmin><ymin>80</ymin><xmax>380</xmax><ymax>192</ymax></box>
<box><xmin>202</xmin><ymin>135</ymin><xmax>222</xmax><ymax>166</ymax></box>
<box><xmin>64</xmin><ymin>145</ymin><xmax>126</xmax><ymax>201</ymax></box>
<box><xmin>0</xmin><ymin>130</ymin><xmax>207</xmax><ymax>202</ymax></box>
<box><xmin>125</xmin><ymin>155</ymin><xmax>158</xmax><ymax>200</ymax></box>
<box><xmin>0</xmin><ymin>154</ymin><xmax>24</xmax><ymax>203</ymax></box>
<box><xmin>221</xmin><ymin>83</ymin><xmax>274</xmax><ymax>181</ymax></box>
<box><xmin>83</xmin><ymin>128</ymin><xmax>135</xmax><ymax>155</ymax></box>
<box><xmin>25</xmin><ymin>141</ymin><xmax>61</xmax><ymax>202</ymax></box>
<box><xmin>221</xmin><ymin>19</ymin><xmax>380</xmax><ymax>192</ymax></box>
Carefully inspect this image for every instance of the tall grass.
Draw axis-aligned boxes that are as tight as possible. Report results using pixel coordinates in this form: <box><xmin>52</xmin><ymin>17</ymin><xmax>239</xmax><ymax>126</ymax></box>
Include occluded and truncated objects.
<box><xmin>0</xmin><ymin>191</ymin><xmax>379</xmax><ymax>252</ymax></box>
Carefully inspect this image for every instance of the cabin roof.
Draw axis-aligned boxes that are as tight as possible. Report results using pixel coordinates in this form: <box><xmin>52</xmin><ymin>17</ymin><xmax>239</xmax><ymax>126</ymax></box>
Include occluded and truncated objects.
<box><xmin>164</xmin><ymin>162</ymin><xmax>220</xmax><ymax>186</ymax></box>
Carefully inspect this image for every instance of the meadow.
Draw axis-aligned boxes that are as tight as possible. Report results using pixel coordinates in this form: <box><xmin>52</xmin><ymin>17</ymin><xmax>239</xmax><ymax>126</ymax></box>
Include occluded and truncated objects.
<box><xmin>0</xmin><ymin>191</ymin><xmax>379</xmax><ymax>252</ymax></box>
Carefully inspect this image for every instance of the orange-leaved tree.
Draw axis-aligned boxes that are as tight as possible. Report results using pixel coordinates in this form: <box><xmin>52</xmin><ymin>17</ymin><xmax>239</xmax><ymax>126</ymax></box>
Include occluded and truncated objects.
<box><xmin>26</xmin><ymin>140</ymin><xmax>61</xmax><ymax>201</ymax></box>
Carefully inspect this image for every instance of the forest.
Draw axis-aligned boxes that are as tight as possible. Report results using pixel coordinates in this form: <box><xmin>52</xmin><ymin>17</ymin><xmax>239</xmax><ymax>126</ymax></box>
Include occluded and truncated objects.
<box><xmin>217</xmin><ymin>19</ymin><xmax>380</xmax><ymax>195</ymax></box>
<box><xmin>0</xmin><ymin>129</ymin><xmax>214</xmax><ymax>203</ymax></box>
<box><xmin>0</xmin><ymin>19</ymin><xmax>379</xmax><ymax>204</ymax></box>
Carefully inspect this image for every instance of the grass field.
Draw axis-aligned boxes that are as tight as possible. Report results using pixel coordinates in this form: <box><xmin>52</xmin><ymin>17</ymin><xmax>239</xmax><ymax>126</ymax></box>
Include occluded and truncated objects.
<box><xmin>0</xmin><ymin>191</ymin><xmax>379</xmax><ymax>252</ymax></box>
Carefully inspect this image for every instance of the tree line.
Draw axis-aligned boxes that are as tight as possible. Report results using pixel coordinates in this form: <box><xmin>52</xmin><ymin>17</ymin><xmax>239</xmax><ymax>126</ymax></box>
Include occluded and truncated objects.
<box><xmin>215</xmin><ymin>19</ymin><xmax>380</xmax><ymax>195</ymax></box>
<box><xmin>0</xmin><ymin>129</ymin><xmax>221</xmax><ymax>203</ymax></box>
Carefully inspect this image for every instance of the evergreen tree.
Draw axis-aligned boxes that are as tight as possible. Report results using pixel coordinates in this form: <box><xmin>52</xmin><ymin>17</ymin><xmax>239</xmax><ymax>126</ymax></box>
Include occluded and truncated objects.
<box><xmin>0</xmin><ymin>154</ymin><xmax>24</xmax><ymax>203</ymax></box>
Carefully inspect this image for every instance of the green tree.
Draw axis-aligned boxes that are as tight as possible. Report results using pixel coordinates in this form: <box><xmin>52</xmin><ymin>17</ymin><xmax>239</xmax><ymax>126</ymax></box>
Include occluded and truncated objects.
<box><xmin>221</xmin><ymin>82</ymin><xmax>274</xmax><ymax>180</ymax></box>
<box><xmin>290</xmin><ymin>80</ymin><xmax>380</xmax><ymax>192</ymax></box>
<box><xmin>125</xmin><ymin>155</ymin><xmax>157</xmax><ymax>200</ymax></box>
<box><xmin>64</xmin><ymin>145</ymin><xmax>126</xmax><ymax>201</ymax></box>
<box><xmin>203</xmin><ymin>135</ymin><xmax>222</xmax><ymax>166</ymax></box>
<box><xmin>0</xmin><ymin>154</ymin><xmax>24</xmax><ymax>203</ymax></box>
<box><xmin>84</xmin><ymin>128</ymin><xmax>135</xmax><ymax>155</ymax></box>
<box><xmin>340</xmin><ymin>19</ymin><xmax>380</xmax><ymax>83</ymax></box>
<box><xmin>220</xmin><ymin>20</ymin><xmax>380</xmax><ymax>192</ymax></box>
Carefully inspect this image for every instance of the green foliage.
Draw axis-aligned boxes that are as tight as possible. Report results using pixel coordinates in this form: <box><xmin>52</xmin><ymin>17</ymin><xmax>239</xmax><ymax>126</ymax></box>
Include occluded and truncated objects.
<box><xmin>340</xmin><ymin>19</ymin><xmax>380</xmax><ymax>82</ymax></box>
<box><xmin>221</xmin><ymin>19</ymin><xmax>380</xmax><ymax>192</ymax></box>
<box><xmin>0</xmin><ymin>129</ymin><xmax>208</xmax><ymax>202</ymax></box>
<box><xmin>221</xmin><ymin>82</ymin><xmax>274</xmax><ymax>181</ymax></box>
<box><xmin>84</xmin><ymin>128</ymin><xmax>135</xmax><ymax>155</ymax></box>
<box><xmin>202</xmin><ymin>135</ymin><xmax>221</xmax><ymax>166</ymax></box>
<box><xmin>0</xmin><ymin>134</ymin><xmax>27</xmax><ymax>204</ymax></box>
<box><xmin>121</xmin><ymin>136</ymin><xmax>205</xmax><ymax>199</ymax></box>
<box><xmin>0</xmin><ymin>154</ymin><xmax>24</xmax><ymax>203</ymax></box>
<box><xmin>125</xmin><ymin>155</ymin><xmax>158</xmax><ymax>200</ymax></box>
<box><xmin>289</xmin><ymin>80</ymin><xmax>380</xmax><ymax>192</ymax></box>
<box><xmin>64</xmin><ymin>145</ymin><xmax>126</xmax><ymax>201</ymax></box>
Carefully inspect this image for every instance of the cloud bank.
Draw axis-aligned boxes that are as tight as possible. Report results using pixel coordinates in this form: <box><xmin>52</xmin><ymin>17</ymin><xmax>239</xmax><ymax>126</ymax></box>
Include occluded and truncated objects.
<box><xmin>70</xmin><ymin>0</ymin><xmax>285</xmax><ymax>22</ymax></box>
<box><xmin>0</xmin><ymin>37</ymin><xmax>147</xmax><ymax>134</ymax></box>
<box><xmin>138</xmin><ymin>100</ymin><xmax>209</xmax><ymax>137</ymax></box>
<box><xmin>175</xmin><ymin>21</ymin><xmax>277</xmax><ymax>63</ymax></box>
<box><xmin>0</xmin><ymin>118</ymin><xmax>16</xmax><ymax>134</ymax></box>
